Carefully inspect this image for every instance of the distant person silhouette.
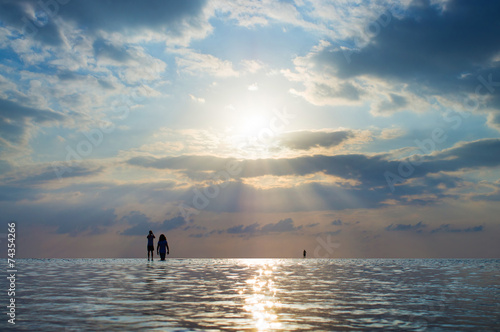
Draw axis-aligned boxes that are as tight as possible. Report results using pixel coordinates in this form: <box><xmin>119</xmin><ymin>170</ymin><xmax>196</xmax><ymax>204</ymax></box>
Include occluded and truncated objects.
<box><xmin>303</xmin><ymin>249</ymin><xmax>307</xmax><ymax>258</ymax></box>
<box><xmin>147</xmin><ymin>230</ymin><xmax>155</xmax><ymax>261</ymax></box>
<box><xmin>157</xmin><ymin>234</ymin><xmax>170</xmax><ymax>261</ymax></box>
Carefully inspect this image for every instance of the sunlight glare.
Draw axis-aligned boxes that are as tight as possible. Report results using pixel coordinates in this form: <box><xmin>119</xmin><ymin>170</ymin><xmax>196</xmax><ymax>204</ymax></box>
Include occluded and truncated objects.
<box><xmin>239</xmin><ymin>114</ymin><xmax>267</xmax><ymax>137</ymax></box>
<box><xmin>242</xmin><ymin>260</ymin><xmax>282</xmax><ymax>330</ymax></box>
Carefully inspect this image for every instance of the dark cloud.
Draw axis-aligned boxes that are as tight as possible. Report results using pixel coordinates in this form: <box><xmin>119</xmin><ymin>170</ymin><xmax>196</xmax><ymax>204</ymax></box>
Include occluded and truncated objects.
<box><xmin>0</xmin><ymin>164</ymin><xmax>103</xmax><ymax>202</ymax></box>
<box><xmin>0</xmin><ymin>1</ymin><xmax>64</xmax><ymax>45</ymax></box>
<box><xmin>3</xmin><ymin>202</ymin><xmax>119</xmax><ymax>236</ymax></box>
<box><xmin>188</xmin><ymin>230</ymin><xmax>219</xmax><ymax>238</ymax></box>
<box><xmin>312</xmin><ymin>82</ymin><xmax>363</xmax><ymax>101</ymax></box>
<box><xmin>471</xmin><ymin>183</ymin><xmax>500</xmax><ymax>202</ymax></box>
<box><xmin>123</xmin><ymin>139</ymin><xmax>500</xmax><ymax>212</ymax></box>
<box><xmin>323</xmin><ymin>230</ymin><xmax>342</xmax><ymax>236</ymax></box>
<box><xmin>128</xmin><ymin>155</ymin><xmax>237</xmax><ymax>172</ymax></box>
<box><xmin>0</xmin><ymin>185</ymin><xmax>40</xmax><ymax>202</ymax></box>
<box><xmin>227</xmin><ymin>223</ymin><xmax>260</xmax><ymax>234</ymax></box>
<box><xmin>10</xmin><ymin>165</ymin><xmax>103</xmax><ymax>186</ymax></box>
<box><xmin>121</xmin><ymin>215</ymin><xmax>187</xmax><ymax>236</ymax></box>
<box><xmin>0</xmin><ymin>0</ymin><xmax>207</xmax><ymax>46</ymax></box>
<box><xmin>97</xmin><ymin>79</ymin><xmax>115</xmax><ymax>90</ymax></box>
<box><xmin>433</xmin><ymin>139</ymin><xmax>500</xmax><ymax>169</ymax></box>
<box><xmin>120</xmin><ymin>211</ymin><xmax>150</xmax><ymax>225</ymax></box>
<box><xmin>385</xmin><ymin>221</ymin><xmax>484</xmax><ymax>233</ymax></box>
<box><xmin>92</xmin><ymin>39</ymin><xmax>134</xmax><ymax>63</ymax></box>
<box><xmin>261</xmin><ymin>218</ymin><xmax>301</xmax><ymax>232</ymax></box>
<box><xmin>431</xmin><ymin>224</ymin><xmax>484</xmax><ymax>234</ymax></box>
<box><xmin>61</xmin><ymin>0</ymin><xmax>206</xmax><ymax>33</ymax></box>
<box><xmin>0</xmin><ymin>160</ymin><xmax>12</xmax><ymax>174</ymax></box>
<box><xmin>374</xmin><ymin>93</ymin><xmax>408</xmax><ymax>114</ymax></box>
<box><xmin>56</xmin><ymin>70</ymin><xmax>85</xmax><ymax>81</ymax></box>
<box><xmin>0</xmin><ymin>98</ymin><xmax>65</xmax><ymax>123</ymax></box>
<box><xmin>128</xmin><ymin>154</ymin><xmax>397</xmax><ymax>186</ymax></box>
<box><xmin>416</xmin><ymin>173</ymin><xmax>462</xmax><ymax>190</ymax></box>
<box><xmin>120</xmin><ymin>221</ymin><xmax>151</xmax><ymax>236</ymax></box>
<box><xmin>331</xmin><ymin>219</ymin><xmax>343</xmax><ymax>226</ymax></box>
<box><xmin>0</xmin><ymin>98</ymin><xmax>66</xmax><ymax>144</ymax></box>
<box><xmin>319</xmin><ymin>0</ymin><xmax>500</xmax><ymax>82</ymax></box>
<box><xmin>2</xmin><ymin>138</ymin><xmax>499</xmax><ymax>231</ymax></box>
<box><xmin>127</xmin><ymin>139</ymin><xmax>500</xmax><ymax>189</ymax></box>
<box><xmin>54</xmin><ymin>208</ymin><xmax>116</xmax><ymax>236</ymax></box>
<box><xmin>278</xmin><ymin>130</ymin><xmax>353</xmax><ymax>150</ymax></box>
<box><xmin>385</xmin><ymin>221</ymin><xmax>426</xmax><ymax>232</ymax></box>
<box><xmin>162</xmin><ymin>216</ymin><xmax>187</xmax><ymax>231</ymax></box>
<box><xmin>225</xmin><ymin>218</ymin><xmax>301</xmax><ymax>236</ymax></box>
<box><xmin>308</xmin><ymin>0</ymin><xmax>500</xmax><ymax>125</ymax></box>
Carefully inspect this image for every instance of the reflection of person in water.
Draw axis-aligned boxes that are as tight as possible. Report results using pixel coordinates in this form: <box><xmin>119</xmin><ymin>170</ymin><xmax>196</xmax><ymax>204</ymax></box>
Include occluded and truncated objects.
<box><xmin>157</xmin><ymin>234</ymin><xmax>170</xmax><ymax>261</ymax></box>
<box><xmin>147</xmin><ymin>230</ymin><xmax>155</xmax><ymax>261</ymax></box>
<box><xmin>303</xmin><ymin>249</ymin><xmax>307</xmax><ymax>258</ymax></box>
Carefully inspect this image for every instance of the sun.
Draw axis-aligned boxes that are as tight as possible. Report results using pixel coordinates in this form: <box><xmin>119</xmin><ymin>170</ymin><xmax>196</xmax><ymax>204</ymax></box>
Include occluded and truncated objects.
<box><xmin>226</xmin><ymin>108</ymin><xmax>277</xmax><ymax>158</ymax></box>
<box><xmin>239</xmin><ymin>114</ymin><xmax>268</xmax><ymax>137</ymax></box>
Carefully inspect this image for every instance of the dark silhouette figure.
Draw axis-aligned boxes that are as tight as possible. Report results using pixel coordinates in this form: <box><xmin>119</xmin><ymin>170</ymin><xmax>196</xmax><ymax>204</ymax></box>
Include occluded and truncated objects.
<box><xmin>147</xmin><ymin>230</ymin><xmax>155</xmax><ymax>261</ymax></box>
<box><xmin>157</xmin><ymin>234</ymin><xmax>170</xmax><ymax>261</ymax></box>
<box><xmin>303</xmin><ymin>249</ymin><xmax>307</xmax><ymax>258</ymax></box>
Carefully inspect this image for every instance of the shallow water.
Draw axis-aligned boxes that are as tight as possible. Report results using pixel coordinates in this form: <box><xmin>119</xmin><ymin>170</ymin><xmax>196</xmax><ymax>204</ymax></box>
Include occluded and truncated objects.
<box><xmin>3</xmin><ymin>258</ymin><xmax>500</xmax><ymax>331</ymax></box>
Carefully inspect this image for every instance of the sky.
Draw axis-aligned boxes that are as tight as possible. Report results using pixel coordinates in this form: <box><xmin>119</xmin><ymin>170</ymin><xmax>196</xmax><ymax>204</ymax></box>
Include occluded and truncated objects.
<box><xmin>0</xmin><ymin>0</ymin><xmax>499</xmax><ymax>258</ymax></box>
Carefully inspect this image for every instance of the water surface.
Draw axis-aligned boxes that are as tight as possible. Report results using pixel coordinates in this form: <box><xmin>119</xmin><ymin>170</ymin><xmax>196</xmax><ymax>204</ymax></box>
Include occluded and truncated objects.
<box><xmin>4</xmin><ymin>258</ymin><xmax>500</xmax><ymax>331</ymax></box>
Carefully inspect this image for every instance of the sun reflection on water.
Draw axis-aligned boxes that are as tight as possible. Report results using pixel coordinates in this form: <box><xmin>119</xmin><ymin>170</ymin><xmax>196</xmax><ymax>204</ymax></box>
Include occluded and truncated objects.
<box><xmin>241</xmin><ymin>260</ymin><xmax>282</xmax><ymax>330</ymax></box>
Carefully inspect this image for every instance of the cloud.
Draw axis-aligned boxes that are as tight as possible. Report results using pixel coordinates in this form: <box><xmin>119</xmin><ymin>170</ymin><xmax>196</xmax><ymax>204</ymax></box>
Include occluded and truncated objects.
<box><xmin>431</xmin><ymin>224</ymin><xmax>484</xmax><ymax>234</ymax></box>
<box><xmin>0</xmin><ymin>2</ymin><xmax>64</xmax><ymax>46</ymax></box>
<box><xmin>322</xmin><ymin>1</ymin><xmax>500</xmax><ymax>82</ymax></box>
<box><xmin>162</xmin><ymin>216</ymin><xmax>187</xmax><ymax>231</ymax></box>
<box><xmin>241</xmin><ymin>60</ymin><xmax>263</xmax><ymax>73</ymax></box>
<box><xmin>331</xmin><ymin>219</ymin><xmax>343</xmax><ymax>226</ymax></box>
<box><xmin>174</xmin><ymin>48</ymin><xmax>239</xmax><ymax>77</ymax></box>
<box><xmin>4</xmin><ymin>164</ymin><xmax>104</xmax><ymax>187</ymax></box>
<box><xmin>278</xmin><ymin>130</ymin><xmax>354</xmax><ymax>150</ymax></box>
<box><xmin>189</xmin><ymin>94</ymin><xmax>206</xmax><ymax>104</ymax></box>
<box><xmin>385</xmin><ymin>221</ymin><xmax>426</xmax><ymax>232</ymax></box>
<box><xmin>385</xmin><ymin>221</ymin><xmax>484</xmax><ymax>233</ymax></box>
<box><xmin>248</xmin><ymin>83</ymin><xmax>258</xmax><ymax>91</ymax></box>
<box><xmin>121</xmin><ymin>211</ymin><xmax>150</xmax><ymax>225</ymax></box>
<box><xmin>261</xmin><ymin>218</ymin><xmax>302</xmax><ymax>232</ymax></box>
<box><xmin>92</xmin><ymin>39</ymin><xmax>134</xmax><ymax>63</ymax></box>
<box><xmin>0</xmin><ymin>0</ymin><xmax>209</xmax><ymax>46</ymax></box>
<box><xmin>372</xmin><ymin>93</ymin><xmax>408</xmax><ymax>115</ymax></box>
<box><xmin>0</xmin><ymin>159</ymin><xmax>12</xmax><ymax>174</ymax></box>
<box><xmin>126</xmin><ymin>138</ymin><xmax>500</xmax><ymax>191</ymax></box>
<box><xmin>122</xmin><ymin>215</ymin><xmax>187</xmax><ymax>236</ymax></box>
<box><xmin>215</xmin><ymin>0</ymin><xmax>318</xmax><ymax>30</ymax></box>
<box><xmin>227</xmin><ymin>223</ymin><xmax>260</xmax><ymax>234</ymax></box>
<box><xmin>54</xmin><ymin>208</ymin><xmax>116</xmax><ymax>236</ymax></box>
<box><xmin>286</xmin><ymin>0</ymin><xmax>500</xmax><ymax>127</ymax></box>
<box><xmin>0</xmin><ymin>98</ymin><xmax>65</xmax><ymax>144</ymax></box>
<box><xmin>225</xmin><ymin>218</ymin><xmax>301</xmax><ymax>236</ymax></box>
<box><xmin>322</xmin><ymin>230</ymin><xmax>342</xmax><ymax>236</ymax></box>
<box><xmin>2</xmin><ymin>201</ymin><xmax>119</xmax><ymax>236</ymax></box>
<box><xmin>127</xmin><ymin>155</ymin><xmax>237</xmax><ymax>173</ymax></box>
<box><xmin>379</xmin><ymin>128</ymin><xmax>406</xmax><ymax>140</ymax></box>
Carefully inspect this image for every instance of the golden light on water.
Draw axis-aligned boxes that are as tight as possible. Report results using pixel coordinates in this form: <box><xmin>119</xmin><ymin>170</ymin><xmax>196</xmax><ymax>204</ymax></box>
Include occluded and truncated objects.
<box><xmin>242</xmin><ymin>260</ymin><xmax>282</xmax><ymax>330</ymax></box>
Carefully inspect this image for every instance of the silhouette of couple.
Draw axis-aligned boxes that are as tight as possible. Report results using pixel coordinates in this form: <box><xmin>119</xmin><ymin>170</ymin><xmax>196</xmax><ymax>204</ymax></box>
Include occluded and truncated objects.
<box><xmin>147</xmin><ymin>230</ymin><xmax>169</xmax><ymax>261</ymax></box>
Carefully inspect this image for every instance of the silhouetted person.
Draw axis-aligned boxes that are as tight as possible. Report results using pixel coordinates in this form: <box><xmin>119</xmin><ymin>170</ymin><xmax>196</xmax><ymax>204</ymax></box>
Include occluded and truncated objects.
<box><xmin>147</xmin><ymin>230</ymin><xmax>155</xmax><ymax>261</ymax></box>
<box><xmin>157</xmin><ymin>233</ymin><xmax>170</xmax><ymax>261</ymax></box>
<box><xmin>303</xmin><ymin>249</ymin><xmax>307</xmax><ymax>258</ymax></box>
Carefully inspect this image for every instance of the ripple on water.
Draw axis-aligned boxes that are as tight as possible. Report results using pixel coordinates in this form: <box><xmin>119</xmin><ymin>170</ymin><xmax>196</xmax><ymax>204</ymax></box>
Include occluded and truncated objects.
<box><xmin>2</xmin><ymin>258</ymin><xmax>499</xmax><ymax>331</ymax></box>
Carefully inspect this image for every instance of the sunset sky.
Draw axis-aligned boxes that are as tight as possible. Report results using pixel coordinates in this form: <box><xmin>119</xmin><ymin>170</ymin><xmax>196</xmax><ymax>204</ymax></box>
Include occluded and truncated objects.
<box><xmin>1</xmin><ymin>0</ymin><xmax>499</xmax><ymax>258</ymax></box>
